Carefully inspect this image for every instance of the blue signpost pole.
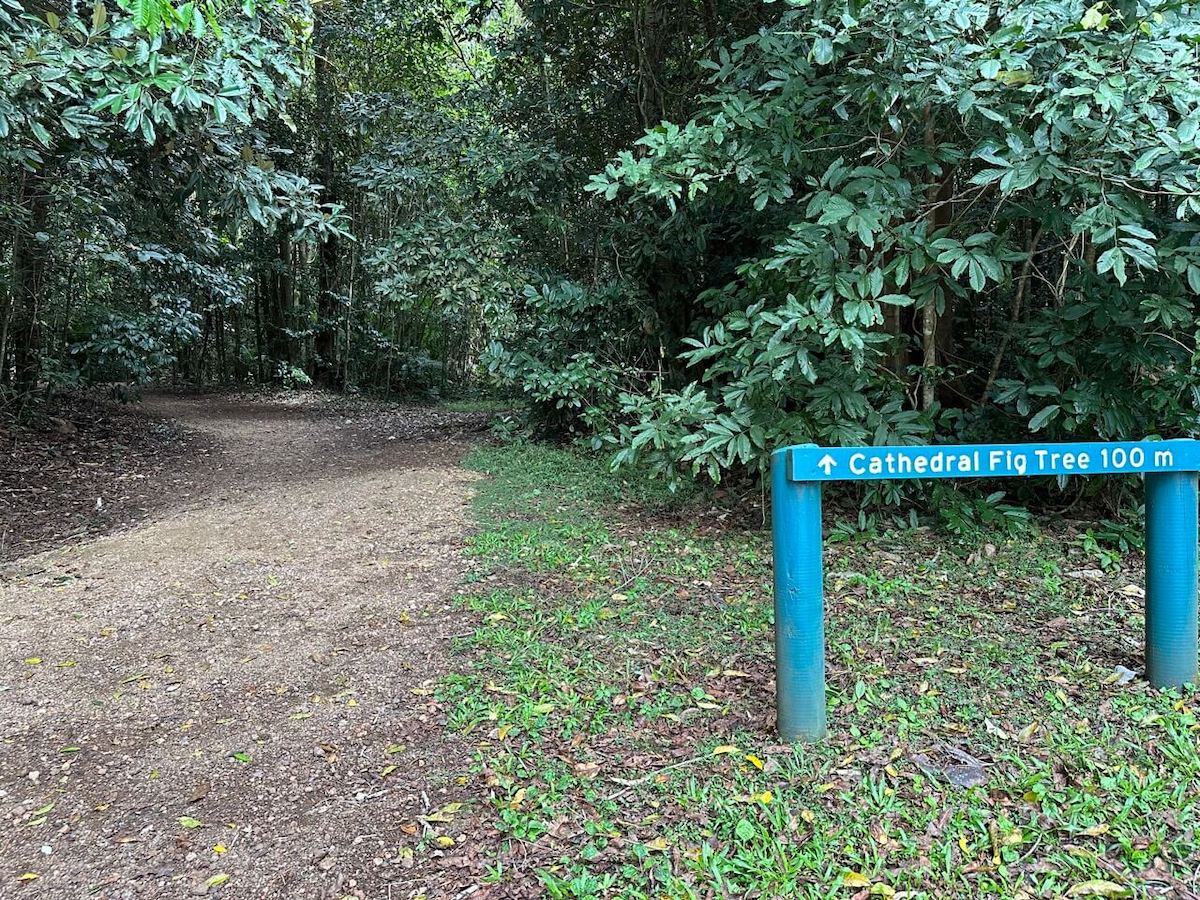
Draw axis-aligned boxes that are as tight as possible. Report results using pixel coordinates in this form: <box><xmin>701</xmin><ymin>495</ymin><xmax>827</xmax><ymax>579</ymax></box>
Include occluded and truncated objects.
<box><xmin>1144</xmin><ymin>470</ymin><xmax>1199</xmax><ymax>689</ymax></box>
<box><xmin>771</xmin><ymin>448</ymin><xmax>827</xmax><ymax>742</ymax></box>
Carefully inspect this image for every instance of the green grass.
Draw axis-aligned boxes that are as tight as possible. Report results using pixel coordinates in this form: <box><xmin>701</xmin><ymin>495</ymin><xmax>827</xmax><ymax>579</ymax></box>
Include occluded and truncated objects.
<box><xmin>443</xmin><ymin>442</ymin><xmax>1200</xmax><ymax>899</ymax></box>
<box><xmin>442</xmin><ymin>397</ymin><xmax>513</xmax><ymax>414</ymax></box>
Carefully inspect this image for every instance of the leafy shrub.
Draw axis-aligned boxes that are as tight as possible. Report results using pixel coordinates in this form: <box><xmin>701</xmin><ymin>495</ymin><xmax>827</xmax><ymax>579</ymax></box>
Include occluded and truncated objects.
<box><xmin>72</xmin><ymin>305</ymin><xmax>200</xmax><ymax>385</ymax></box>
<box><xmin>483</xmin><ymin>280</ymin><xmax>647</xmax><ymax>438</ymax></box>
<box><xmin>583</xmin><ymin>0</ymin><xmax>1200</xmax><ymax>494</ymax></box>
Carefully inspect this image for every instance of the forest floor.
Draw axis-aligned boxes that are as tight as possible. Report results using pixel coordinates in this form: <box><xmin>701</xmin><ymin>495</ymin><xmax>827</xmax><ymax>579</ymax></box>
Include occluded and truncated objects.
<box><xmin>0</xmin><ymin>392</ymin><xmax>495</xmax><ymax>900</ymax></box>
<box><xmin>4</xmin><ymin>394</ymin><xmax>1200</xmax><ymax>900</ymax></box>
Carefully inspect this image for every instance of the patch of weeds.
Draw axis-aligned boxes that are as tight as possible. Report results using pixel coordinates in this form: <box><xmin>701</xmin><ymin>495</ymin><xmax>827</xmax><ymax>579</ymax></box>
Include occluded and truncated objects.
<box><xmin>443</xmin><ymin>397</ymin><xmax>512</xmax><ymax>414</ymax></box>
<box><xmin>445</xmin><ymin>443</ymin><xmax>1200</xmax><ymax>898</ymax></box>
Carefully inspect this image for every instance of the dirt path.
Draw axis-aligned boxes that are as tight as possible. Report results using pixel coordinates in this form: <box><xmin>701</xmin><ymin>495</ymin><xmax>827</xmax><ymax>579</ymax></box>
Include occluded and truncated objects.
<box><xmin>0</xmin><ymin>395</ymin><xmax>485</xmax><ymax>899</ymax></box>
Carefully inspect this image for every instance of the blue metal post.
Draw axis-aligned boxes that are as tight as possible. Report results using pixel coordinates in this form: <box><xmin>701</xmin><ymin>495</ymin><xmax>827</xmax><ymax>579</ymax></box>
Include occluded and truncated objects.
<box><xmin>771</xmin><ymin>447</ymin><xmax>827</xmax><ymax>741</ymax></box>
<box><xmin>1145</xmin><ymin>471</ymin><xmax>1199</xmax><ymax>689</ymax></box>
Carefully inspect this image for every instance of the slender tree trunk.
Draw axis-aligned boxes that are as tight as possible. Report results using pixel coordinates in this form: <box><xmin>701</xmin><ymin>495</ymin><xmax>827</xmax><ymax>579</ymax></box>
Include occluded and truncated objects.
<box><xmin>254</xmin><ymin>274</ymin><xmax>266</xmax><ymax>382</ymax></box>
<box><xmin>920</xmin><ymin>107</ymin><xmax>954</xmax><ymax>411</ymax></box>
<box><xmin>11</xmin><ymin>173</ymin><xmax>50</xmax><ymax>399</ymax></box>
<box><xmin>196</xmin><ymin>311</ymin><xmax>211</xmax><ymax>384</ymax></box>
<box><xmin>312</xmin><ymin>19</ymin><xmax>341</xmax><ymax>388</ymax></box>
<box><xmin>233</xmin><ymin>306</ymin><xmax>245</xmax><ymax>383</ymax></box>
<box><xmin>981</xmin><ymin>224</ymin><xmax>1042</xmax><ymax>401</ymax></box>
<box><xmin>263</xmin><ymin>227</ymin><xmax>296</xmax><ymax>381</ymax></box>
<box><xmin>216</xmin><ymin>306</ymin><xmax>228</xmax><ymax>383</ymax></box>
<box><xmin>0</xmin><ymin>225</ymin><xmax>14</xmax><ymax>388</ymax></box>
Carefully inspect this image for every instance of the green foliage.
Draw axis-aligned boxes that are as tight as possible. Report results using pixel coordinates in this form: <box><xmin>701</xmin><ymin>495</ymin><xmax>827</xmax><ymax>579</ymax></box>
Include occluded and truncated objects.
<box><xmin>0</xmin><ymin>0</ymin><xmax>347</xmax><ymax>400</ymax></box>
<box><xmin>483</xmin><ymin>280</ymin><xmax>647</xmax><ymax>437</ymax></box>
<box><xmin>571</xmin><ymin>0</ymin><xmax>1200</xmax><ymax>488</ymax></box>
<box><xmin>72</xmin><ymin>305</ymin><xmax>200</xmax><ymax>384</ymax></box>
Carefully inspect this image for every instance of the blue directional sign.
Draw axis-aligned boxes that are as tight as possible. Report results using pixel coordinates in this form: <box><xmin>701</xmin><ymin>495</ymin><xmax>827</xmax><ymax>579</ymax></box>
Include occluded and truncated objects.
<box><xmin>788</xmin><ymin>440</ymin><xmax>1200</xmax><ymax>482</ymax></box>
<box><xmin>771</xmin><ymin>439</ymin><xmax>1200</xmax><ymax>744</ymax></box>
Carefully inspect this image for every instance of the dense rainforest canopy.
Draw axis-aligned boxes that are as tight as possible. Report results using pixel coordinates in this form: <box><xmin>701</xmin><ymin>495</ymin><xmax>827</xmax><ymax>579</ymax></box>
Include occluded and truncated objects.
<box><xmin>4</xmin><ymin>0</ymin><xmax>1200</xmax><ymax>500</ymax></box>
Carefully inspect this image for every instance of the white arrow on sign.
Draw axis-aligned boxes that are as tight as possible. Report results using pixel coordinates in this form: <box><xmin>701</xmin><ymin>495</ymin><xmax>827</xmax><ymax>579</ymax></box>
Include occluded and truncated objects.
<box><xmin>817</xmin><ymin>454</ymin><xmax>837</xmax><ymax>476</ymax></box>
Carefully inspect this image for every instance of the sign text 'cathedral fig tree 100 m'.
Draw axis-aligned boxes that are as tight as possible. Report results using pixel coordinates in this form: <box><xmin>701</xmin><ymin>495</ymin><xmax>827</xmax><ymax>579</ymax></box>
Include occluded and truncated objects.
<box><xmin>789</xmin><ymin>440</ymin><xmax>1200</xmax><ymax>482</ymax></box>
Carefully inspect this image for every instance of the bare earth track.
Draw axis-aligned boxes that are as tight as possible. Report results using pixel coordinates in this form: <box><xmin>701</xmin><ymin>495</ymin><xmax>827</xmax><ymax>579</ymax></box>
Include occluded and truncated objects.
<box><xmin>1</xmin><ymin>393</ymin><xmax>490</xmax><ymax>899</ymax></box>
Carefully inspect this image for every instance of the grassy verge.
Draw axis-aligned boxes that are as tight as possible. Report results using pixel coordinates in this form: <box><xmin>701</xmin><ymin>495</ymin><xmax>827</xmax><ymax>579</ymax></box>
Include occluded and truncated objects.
<box><xmin>443</xmin><ymin>442</ymin><xmax>1200</xmax><ymax>899</ymax></box>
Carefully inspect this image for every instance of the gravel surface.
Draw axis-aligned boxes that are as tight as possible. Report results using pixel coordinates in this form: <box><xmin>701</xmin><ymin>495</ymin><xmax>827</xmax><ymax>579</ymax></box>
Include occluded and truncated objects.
<box><xmin>0</xmin><ymin>393</ymin><xmax>488</xmax><ymax>899</ymax></box>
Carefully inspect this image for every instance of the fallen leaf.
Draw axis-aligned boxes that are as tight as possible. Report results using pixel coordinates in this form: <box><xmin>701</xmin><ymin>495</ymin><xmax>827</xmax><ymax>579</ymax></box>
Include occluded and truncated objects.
<box><xmin>1065</xmin><ymin>881</ymin><xmax>1131</xmax><ymax>898</ymax></box>
<box><xmin>712</xmin><ymin>745</ymin><xmax>740</xmax><ymax>756</ymax></box>
<box><xmin>425</xmin><ymin>802</ymin><xmax>463</xmax><ymax>823</ymax></box>
<box><xmin>179</xmin><ymin>816</ymin><xmax>204</xmax><ymax>829</ymax></box>
<box><xmin>204</xmin><ymin>872</ymin><xmax>230</xmax><ymax>890</ymax></box>
<box><xmin>841</xmin><ymin>871</ymin><xmax>872</xmax><ymax>888</ymax></box>
<box><xmin>745</xmin><ymin>754</ymin><xmax>764</xmax><ymax>770</ymax></box>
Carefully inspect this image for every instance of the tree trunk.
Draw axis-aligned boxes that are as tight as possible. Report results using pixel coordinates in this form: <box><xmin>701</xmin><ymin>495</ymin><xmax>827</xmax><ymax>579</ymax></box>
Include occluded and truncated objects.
<box><xmin>0</xmin><ymin>221</ymin><xmax>13</xmax><ymax>388</ymax></box>
<box><xmin>11</xmin><ymin>173</ymin><xmax>50</xmax><ymax>399</ymax></box>
<box><xmin>311</xmin><ymin>18</ymin><xmax>341</xmax><ymax>388</ymax></box>
<box><xmin>981</xmin><ymin>224</ymin><xmax>1043</xmax><ymax>401</ymax></box>
<box><xmin>920</xmin><ymin>107</ymin><xmax>954</xmax><ymax>411</ymax></box>
<box><xmin>261</xmin><ymin>227</ymin><xmax>296</xmax><ymax>380</ymax></box>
